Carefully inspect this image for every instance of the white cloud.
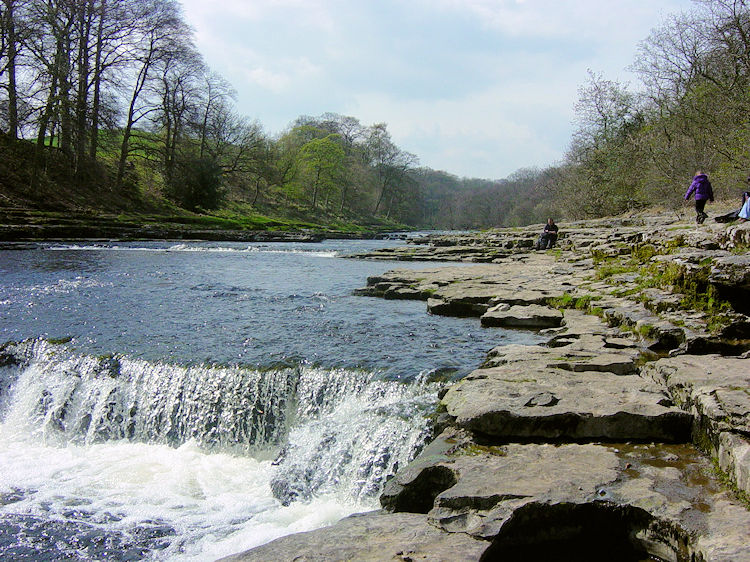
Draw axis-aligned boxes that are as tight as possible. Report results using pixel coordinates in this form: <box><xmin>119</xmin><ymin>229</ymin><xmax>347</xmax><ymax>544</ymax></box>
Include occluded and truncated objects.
<box><xmin>179</xmin><ymin>0</ymin><xmax>696</xmax><ymax>179</ymax></box>
<box><xmin>347</xmin><ymin>82</ymin><xmax>571</xmax><ymax>178</ymax></box>
<box><xmin>242</xmin><ymin>58</ymin><xmax>321</xmax><ymax>93</ymax></box>
<box><xmin>182</xmin><ymin>0</ymin><xmax>337</xmax><ymax>34</ymax></box>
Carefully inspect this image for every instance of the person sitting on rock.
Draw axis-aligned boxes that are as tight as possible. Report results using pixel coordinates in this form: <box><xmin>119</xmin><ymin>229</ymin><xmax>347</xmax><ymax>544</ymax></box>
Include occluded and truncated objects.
<box><xmin>536</xmin><ymin>218</ymin><xmax>559</xmax><ymax>250</ymax></box>
<box><xmin>738</xmin><ymin>189</ymin><xmax>750</xmax><ymax>223</ymax></box>
<box><xmin>715</xmin><ymin>183</ymin><xmax>750</xmax><ymax>223</ymax></box>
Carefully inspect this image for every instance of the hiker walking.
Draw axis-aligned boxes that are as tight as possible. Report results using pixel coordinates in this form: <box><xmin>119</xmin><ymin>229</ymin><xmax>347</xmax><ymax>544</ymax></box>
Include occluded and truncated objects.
<box><xmin>684</xmin><ymin>170</ymin><xmax>714</xmax><ymax>224</ymax></box>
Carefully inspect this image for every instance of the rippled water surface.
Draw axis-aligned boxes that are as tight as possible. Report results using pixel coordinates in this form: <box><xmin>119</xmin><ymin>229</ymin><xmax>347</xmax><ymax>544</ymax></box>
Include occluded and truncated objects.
<box><xmin>0</xmin><ymin>239</ymin><xmax>544</xmax><ymax>560</ymax></box>
<box><xmin>0</xmin><ymin>239</ymin><xmax>538</xmax><ymax>377</ymax></box>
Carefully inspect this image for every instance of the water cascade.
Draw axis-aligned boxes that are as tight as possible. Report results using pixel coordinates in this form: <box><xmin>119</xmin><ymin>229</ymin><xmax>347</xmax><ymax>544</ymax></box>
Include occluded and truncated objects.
<box><xmin>0</xmin><ymin>339</ymin><xmax>439</xmax><ymax>559</ymax></box>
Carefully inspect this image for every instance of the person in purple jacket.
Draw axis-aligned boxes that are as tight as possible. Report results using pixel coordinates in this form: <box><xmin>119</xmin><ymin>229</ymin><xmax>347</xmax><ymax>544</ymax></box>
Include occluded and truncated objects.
<box><xmin>684</xmin><ymin>170</ymin><xmax>714</xmax><ymax>224</ymax></box>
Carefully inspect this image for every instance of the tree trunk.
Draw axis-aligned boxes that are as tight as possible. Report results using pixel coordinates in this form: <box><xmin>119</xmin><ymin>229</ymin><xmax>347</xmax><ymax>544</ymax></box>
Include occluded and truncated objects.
<box><xmin>35</xmin><ymin>33</ymin><xmax>65</xmax><ymax>164</ymax></box>
<box><xmin>89</xmin><ymin>0</ymin><xmax>106</xmax><ymax>160</ymax></box>
<box><xmin>5</xmin><ymin>0</ymin><xmax>19</xmax><ymax>139</ymax></box>
<box><xmin>339</xmin><ymin>184</ymin><xmax>347</xmax><ymax>213</ymax></box>
<box><xmin>117</xmin><ymin>56</ymin><xmax>151</xmax><ymax>188</ymax></box>
<box><xmin>311</xmin><ymin>168</ymin><xmax>321</xmax><ymax>208</ymax></box>
<box><xmin>373</xmin><ymin>180</ymin><xmax>387</xmax><ymax>214</ymax></box>
<box><xmin>58</xmin><ymin>35</ymin><xmax>73</xmax><ymax>156</ymax></box>
<box><xmin>75</xmin><ymin>0</ymin><xmax>94</xmax><ymax>173</ymax></box>
<box><xmin>162</xmin><ymin>79</ymin><xmax>173</xmax><ymax>182</ymax></box>
<box><xmin>200</xmin><ymin>91</ymin><xmax>210</xmax><ymax>159</ymax></box>
<box><xmin>252</xmin><ymin>177</ymin><xmax>262</xmax><ymax>206</ymax></box>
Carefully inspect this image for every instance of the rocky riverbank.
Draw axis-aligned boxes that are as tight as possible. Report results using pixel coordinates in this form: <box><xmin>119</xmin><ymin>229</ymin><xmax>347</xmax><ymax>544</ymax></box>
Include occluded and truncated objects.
<box><xmin>225</xmin><ymin>214</ymin><xmax>750</xmax><ymax>561</ymax></box>
<box><xmin>0</xmin><ymin>207</ymin><xmax>409</xmax><ymax>243</ymax></box>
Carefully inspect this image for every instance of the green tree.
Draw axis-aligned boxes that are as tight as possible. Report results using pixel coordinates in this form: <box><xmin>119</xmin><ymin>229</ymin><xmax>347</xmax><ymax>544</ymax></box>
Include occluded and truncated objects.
<box><xmin>167</xmin><ymin>156</ymin><xmax>222</xmax><ymax>211</ymax></box>
<box><xmin>298</xmin><ymin>133</ymin><xmax>345</xmax><ymax>209</ymax></box>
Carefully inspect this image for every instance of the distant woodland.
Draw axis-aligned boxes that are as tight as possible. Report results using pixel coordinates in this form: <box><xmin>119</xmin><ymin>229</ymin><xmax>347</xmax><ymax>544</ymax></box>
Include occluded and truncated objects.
<box><xmin>0</xmin><ymin>0</ymin><xmax>749</xmax><ymax>229</ymax></box>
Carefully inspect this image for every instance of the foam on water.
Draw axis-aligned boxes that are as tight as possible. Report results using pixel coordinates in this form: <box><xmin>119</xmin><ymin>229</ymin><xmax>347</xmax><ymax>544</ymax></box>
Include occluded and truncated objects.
<box><xmin>0</xmin><ymin>435</ymin><xmax>363</xmax><ymax>560</ymax></box>
<box><xmin>0</xmin><ymin>340</ymin><xmax>438</xmax><ymax>560</ymax></box>
<box><xmin>46</xmin><ymin>243</ymin><xmax>339</xmax><ymax>258</ymax></box>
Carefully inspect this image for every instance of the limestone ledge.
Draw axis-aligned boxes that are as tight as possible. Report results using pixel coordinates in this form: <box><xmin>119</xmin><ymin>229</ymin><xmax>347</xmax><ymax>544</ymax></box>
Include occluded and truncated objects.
<box><xmin>227</xmin><ymin>215</ymin><xmax>750</xmax><ymax>562</ymax></box>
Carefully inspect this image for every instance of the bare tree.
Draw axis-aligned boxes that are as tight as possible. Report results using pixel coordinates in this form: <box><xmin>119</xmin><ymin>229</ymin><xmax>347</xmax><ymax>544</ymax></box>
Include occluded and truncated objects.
<box><xmin>366</xmin><ymin>123</ymin><xmax>418</xmax><ymax>215</ymax></box>
<box><xmin>0</xmin><ymin>0</ymin><xmax>24</xmax><ymax>138</ymax></box>
<box><xmin>115</xmin><ymin>0</ymin><xmax>187</xmax><ymax>188</ymax></box>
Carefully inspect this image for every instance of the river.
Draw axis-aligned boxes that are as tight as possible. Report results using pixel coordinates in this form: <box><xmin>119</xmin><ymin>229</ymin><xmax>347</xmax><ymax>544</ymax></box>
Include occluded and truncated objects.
<box><xmin>0</xmin><ymin>238</ymin><xmax>544</xmax><ymax>560</ymax></box>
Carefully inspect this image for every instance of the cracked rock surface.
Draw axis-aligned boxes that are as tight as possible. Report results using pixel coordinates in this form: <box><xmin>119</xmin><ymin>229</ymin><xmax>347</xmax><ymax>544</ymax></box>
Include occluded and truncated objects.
<box><xmin>225</xmin><ymin>214</ymin><xmax>750</xmax><ymax>562</ymax></box>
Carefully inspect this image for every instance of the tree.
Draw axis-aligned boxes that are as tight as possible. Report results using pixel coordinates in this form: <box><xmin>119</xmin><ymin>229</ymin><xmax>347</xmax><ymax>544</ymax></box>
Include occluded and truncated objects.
<box><xmin>0</xmin><ymin>0</ymin><xmax>23</xmax><ymax>138</ymax></box>
<box><xmin>152</xmin><ymin>44</ymin><xmax>203</xmax><ymax>184</ymax></box>
<box><xmin>572</xmin><ymin>70</ymin><xmax>638</xmax><ymax>152</ymax></box>
<box><xmin>167</xmin><ymin>155</ymin><xmax>222</xmax><ymax>211</ymax></box>
<box><xmin>298</xmin><ymin>133</ymin><xmax>345</xmax><ymax>209</ymax></box>
<box><xmin>197</xmin><ymin>71</ymin><xmax>234</xmax><ymax>159</ymax></box>
<box><xmin>366</xmin><ymin>123</ymin><xmax>418</xmax><ymax>215</ymax></box>
<box><xmin>116</xmin><ymin>0</ymin><xmax>188</xmax><ymax>188</ymax></box>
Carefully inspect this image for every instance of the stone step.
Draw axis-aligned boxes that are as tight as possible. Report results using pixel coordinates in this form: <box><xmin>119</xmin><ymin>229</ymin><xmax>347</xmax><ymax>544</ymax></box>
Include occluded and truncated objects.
<box><xmin>441</xmin><ymin>362</ymin><xmax>692</xmax><ymax>442</ymax></box>
<box><xmin>380</xmin><ymin>430</ymin><xmax>750</xmax><ymax>562</ymax></box>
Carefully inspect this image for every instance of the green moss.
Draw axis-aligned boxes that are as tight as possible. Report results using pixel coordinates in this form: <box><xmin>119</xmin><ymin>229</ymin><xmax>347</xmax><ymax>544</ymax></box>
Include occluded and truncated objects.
<box><xmin>637</xmin><ymin>324</ymin><xmax>660</xmax><ymax>340</ymax></box>
<box><xmin>610</xmin><ymin>287</ymin><xmax>640</xmax><ymax>297</ymax></box>
<box><xmin>706</xmin><ymin>313</ymin><xmax>733</xmax><ymax>334</ymax></box>
<box><xmin>551</xmin><ymin>356</ymin><xmax>589</xmax><ymax>362</ymax></box>
<box><xmin>590</xmin><ymin>306</ymin><xmax>605</xmax><ymax>317</ymax></box>
<box><xmin>454</xmin><ymin>443</ymin><xmax>507</xmax><ymax>457</ymax></box>
<box><xmin>549</xmin><ymin>292</ymin><xmax>599</xmax><ymax>311</ymax></box>
<box><xmin>591</xmin><ymin>249</ymin><xmax>614</xmax><ymax>265</ymax></box>
<box><xmin>623</xmin><ymin>260</ymin><xmax>733</xmax><ymax>331</ymax></box>
<box><xmin>664</xmin><ymin>234</ymin><xmax>687</xmax><ymax>249</ymax></box>
<box><xmin>596</xmin><ymin>262</ymin><xmax>637</xmax><ymax>280</ymax></box>
<box><xmin>631</xmin><ymin>243</ymin><xmax>658</xmax><ymax>263</ymax></box>
<box><xmin>47</xmin><ymin>336</ymin><xmax>73</xmax><ymax>345</ymax></box>
<box><xmin>549</xmin><ymin>293</ymin><xmax>575</xmax><ymax>308</ymax></box>
<box><xmin>711</xmin><ymin>459</ymin><xmax>750</xmax><ymax>509</ymax></box>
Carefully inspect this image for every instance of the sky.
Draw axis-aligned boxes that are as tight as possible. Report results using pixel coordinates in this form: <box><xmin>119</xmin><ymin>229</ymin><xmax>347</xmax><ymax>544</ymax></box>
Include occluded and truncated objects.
<box><xmin>179</xmin><ymin>0</ymin><xmax>696</xmax><ymax>180</ymax></box>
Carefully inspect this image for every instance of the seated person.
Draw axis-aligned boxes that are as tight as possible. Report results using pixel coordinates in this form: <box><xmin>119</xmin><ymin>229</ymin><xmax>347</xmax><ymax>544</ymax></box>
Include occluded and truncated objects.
<box><xmin>536</xmin><ymin>218</ymin><xmax>559</xmax><ymax>249</ymax></box>
<box><xmin>716</xmin><ymin>189</ymin><xmax>750</xmax><ymax>223</ymax></box>
<box><xmin>739</xmin><ymin>192</ymin><xmax>750</xmax><ymax>222</ymax></box>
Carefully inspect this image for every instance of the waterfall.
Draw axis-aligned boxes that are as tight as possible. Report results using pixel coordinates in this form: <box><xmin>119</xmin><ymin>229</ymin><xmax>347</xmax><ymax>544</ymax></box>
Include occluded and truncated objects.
<box><xmin>0</xmin><ymin>339</ymin><xmax>439</xmax><ymax>505</ymax></box>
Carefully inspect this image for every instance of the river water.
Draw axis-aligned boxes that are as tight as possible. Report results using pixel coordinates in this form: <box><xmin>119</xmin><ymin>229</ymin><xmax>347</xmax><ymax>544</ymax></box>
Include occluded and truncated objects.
<box><xmin>0</xmin><ymin>239</ymin><xmax>543</xmax><ymax>560</ymax></box>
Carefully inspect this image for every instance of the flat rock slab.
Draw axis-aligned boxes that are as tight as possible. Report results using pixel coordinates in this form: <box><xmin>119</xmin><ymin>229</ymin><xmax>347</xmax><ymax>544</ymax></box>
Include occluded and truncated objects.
<box><xmin>442</xmin><ymin>363</ymin><xmax>691</xmax><ymax>441</ymax></box>
<box><xmin>355</xmin><ymin>259</ymin><xmax>591</xmax><ymax>319</ymax></box>
<box><xmin>381</xmin><ymin>430</ymin><xmax>750</xmax><ymax>561</ymax></box>
<box><xmin>547</xmin><ymin>352</ymin><xmax>639</xmax><ymax>376</ymax></box>
<box><xmin>218</xmin><ymin>510</ymin><xmax>489</xmax><ymax>562</ymax></box>
<box><xmin>642</xmin><ymin>354</ymin><xmax>750</xmax><ymax>494</ymax></box>
<box><xmin>480</xmin><ymin>304</ymin><xmax>563</xmax><ymax>328</ymax></box>
<box><xmin>643</xmin><ymin>354</ymin><xmax>750</xmax><ymax>434</ymax></box>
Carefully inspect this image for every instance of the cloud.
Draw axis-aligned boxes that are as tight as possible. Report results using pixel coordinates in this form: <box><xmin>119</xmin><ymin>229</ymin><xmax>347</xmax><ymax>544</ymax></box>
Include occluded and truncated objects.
<box><xmin>180</xmin><ymin>0</ymin><xmax>696</xmax><ymax>179</ymax></box>
<box><xmin>184</xmin><ymin>0</ymin><xmax>336</xmax><ymax>30</ymax></box>
<box><xmin>347</xmin><ymin>80</ymin><xmax>572</xmax><ymax>178</ymax></box>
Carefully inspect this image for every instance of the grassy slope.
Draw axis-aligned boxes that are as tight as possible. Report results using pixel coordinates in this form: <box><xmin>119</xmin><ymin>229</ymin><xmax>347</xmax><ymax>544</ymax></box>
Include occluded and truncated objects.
<box><xmin>0</xmin><ymin>133</ymin><xmax>405</xmax><ymax>235</ymax></box>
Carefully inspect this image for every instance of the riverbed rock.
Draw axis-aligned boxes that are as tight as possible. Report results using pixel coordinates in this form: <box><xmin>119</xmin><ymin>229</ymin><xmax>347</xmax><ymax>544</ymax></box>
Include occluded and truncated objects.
<box><xmin>642</xmin><ymin>354</ymin><xmax>750</xmax><ymax>495</ymax></box>
<box><xmin>381</xmin><ymin>429</ymin><xmax>750</xmax><ymax>562</ymax></box>
<box><xmin>218</xmin><ymin>510</ymin><xmax>489</xmax><ymax>562</ymax></box>
<box><xmin>480</xmin><ymin>303</ymin><xmax>563</xmax><ymax>328</ymax></box>
<box><xmin>441</xmin><ymin>363</ymin><xmax>691</xmax><ymax>442</ymax></box>
<box><xmin>722</xmin><ymin>220</ymin><xmax>750</xmax><ymax>249</ymax></box>
<box><xmin>226</xmin><ymin>212</ymin><xmax>750</xmax><ymax>561</ymax></box>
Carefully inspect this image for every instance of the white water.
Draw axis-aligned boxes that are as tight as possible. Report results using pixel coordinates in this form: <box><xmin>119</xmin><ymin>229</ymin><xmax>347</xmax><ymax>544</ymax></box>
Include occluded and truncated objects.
<box><xmin>0</xmin><ymin>340</ymin><xmax>438</xmax><ymax>560</ymax></box>
<box><xmin>47</xmin><ymin>242</ymin><xmax>340</xmax><ymax>258</ymax></box>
